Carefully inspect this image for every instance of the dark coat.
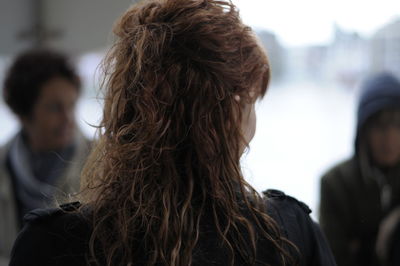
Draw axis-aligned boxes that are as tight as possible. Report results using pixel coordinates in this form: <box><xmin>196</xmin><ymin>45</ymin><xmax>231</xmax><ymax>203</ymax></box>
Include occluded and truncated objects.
<box><xmin>320</xmin><ymin>158</ymin><xmax>400</xmax><ymax>266</ymax></box>
<box><xmin>9</xmin><ymin>190</ymin><xmax>336</xmax><ymax>266</ymax></box>
<box><xmin>319</xmin><ymin>72</ymin><xmax>400</xmax><ymax>266</ymax></box>
<box><xmin>376</xmin><ymin>206</ymin><xmax>400</xmax><ymax>266</ymax></box>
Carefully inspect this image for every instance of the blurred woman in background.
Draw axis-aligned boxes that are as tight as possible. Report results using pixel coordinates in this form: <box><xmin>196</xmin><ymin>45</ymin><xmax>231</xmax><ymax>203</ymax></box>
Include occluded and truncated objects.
<box><xmin>10</xmin><ymin>0</ymin><xmax>335</xmax><ymax>265</ymax></box>
<box><xmin>0</xmin><ymin>49</ymin><xmax>91</xmax><ymax>265</ymax></box>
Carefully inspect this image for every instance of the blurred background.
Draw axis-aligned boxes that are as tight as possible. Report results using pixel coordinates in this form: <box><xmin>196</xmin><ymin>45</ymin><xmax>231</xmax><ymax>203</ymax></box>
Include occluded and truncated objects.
<box><xmin>0</xmin><ymin>0</ymin><xmax>399</xmax><ymax>219</ymax></box>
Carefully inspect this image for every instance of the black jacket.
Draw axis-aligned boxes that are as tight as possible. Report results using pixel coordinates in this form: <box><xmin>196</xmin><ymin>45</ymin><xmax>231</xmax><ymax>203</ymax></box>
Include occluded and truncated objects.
<box><xmin>9</xmin><ymin>190</ymin><xmax>336</xmax><ymax>266</ymax></box>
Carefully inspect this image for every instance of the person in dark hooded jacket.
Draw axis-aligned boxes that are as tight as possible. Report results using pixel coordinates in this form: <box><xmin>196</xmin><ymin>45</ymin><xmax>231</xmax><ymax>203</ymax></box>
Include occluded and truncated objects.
<box><xmin>319</xmin><ymin>73</ymin><xmax>400</xmax><ymax>266</ymax></box>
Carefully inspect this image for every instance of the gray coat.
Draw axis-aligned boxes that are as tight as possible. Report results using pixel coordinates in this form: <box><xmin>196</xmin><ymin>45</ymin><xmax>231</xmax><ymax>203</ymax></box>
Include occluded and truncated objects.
<box><xmin>0</xmin><ymin>131</ymin><xmax>91</xmax><ymax>266</ymax></box>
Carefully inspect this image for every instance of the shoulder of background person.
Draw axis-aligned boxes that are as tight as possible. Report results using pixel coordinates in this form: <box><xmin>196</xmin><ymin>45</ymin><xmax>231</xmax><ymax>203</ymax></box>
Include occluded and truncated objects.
<box><xmin>56</xmin><ymin>131</ymin><xmax>92</xmax><ymax>194</ymax></box>
<box><xmin>74</xmin><ymin>129</ymin><xmax>93</xmax><ymax>153</ymax></box>
<box><xmin>376</xmin><ymin>206</ymin><xmax>400</xmax><ymax>264</ymax></box>
<box><xmin>0</xmin><ymin>136</ymin><xmax>19</xmax><ymax>266</ymax></box>
<box><xmin>0</xmin><ymin>134</ymin><xmax>18</xmax><ymax>207</ymax></box>
<box><xmin>263</xmin><ymin>189</ymin><xmax>337</xmax><ymax>266</ymax></box>
<box><xmin>0</xmin><ymin>139</ymin><xmax>12</xmax><ymax>181</ymax></box>
<box><xmin>73</xmin><ymin>131</ymin><xmax>92</xmax><ymax>165</ymax></box>
<box><xmin>9</xmin><ymin>202</ymin><xmax>90</xmax><ymax>266</ymax></box>
<box><xmin>0</xmin><ymin>135</ymin><xmax>15</xmax><ymax>164</ymax></box>
<box><xmin>321</xmin><ymin>157</ymin><xmax>360</xmax><ymax>187</ymax></box>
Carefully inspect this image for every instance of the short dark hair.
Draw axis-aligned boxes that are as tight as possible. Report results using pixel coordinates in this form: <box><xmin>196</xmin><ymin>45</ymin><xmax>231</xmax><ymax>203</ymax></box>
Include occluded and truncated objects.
<box><xmin>3</xmin><ymin>49</ymin><xmax>81</xmax><ymax>117</ymax></box>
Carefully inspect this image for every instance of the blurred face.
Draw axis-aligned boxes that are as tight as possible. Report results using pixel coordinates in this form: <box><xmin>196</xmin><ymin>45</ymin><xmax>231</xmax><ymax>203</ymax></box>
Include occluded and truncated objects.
<box><xmin>366</xmin><ymin>111</ymin><xmax>400</xmax><ymax>167</ymax></box>
<box><xmin>22</xmin><ymin>77</ymin><xmax>79</xmax><ymax>152</ymax></box>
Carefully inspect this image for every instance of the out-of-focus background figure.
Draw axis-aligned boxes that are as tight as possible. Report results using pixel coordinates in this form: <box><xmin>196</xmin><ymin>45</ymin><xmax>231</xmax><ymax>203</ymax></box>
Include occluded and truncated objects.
<box><xmin>0</xmin><ymin>49</ymin><xmax>91</xmax><ymax>264</ymax></box>
<box><xmin>319</xmin><ymin>73</ymin><xmax>400</xmax><ymax>266</ymax></box>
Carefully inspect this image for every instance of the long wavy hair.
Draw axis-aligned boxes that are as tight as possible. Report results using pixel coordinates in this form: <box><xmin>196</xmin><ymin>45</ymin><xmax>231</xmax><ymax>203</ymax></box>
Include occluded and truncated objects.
<box><xmin>80</xmin><ymin>0</ymin><xmax>295</xmax><ymax>265</ymax></box>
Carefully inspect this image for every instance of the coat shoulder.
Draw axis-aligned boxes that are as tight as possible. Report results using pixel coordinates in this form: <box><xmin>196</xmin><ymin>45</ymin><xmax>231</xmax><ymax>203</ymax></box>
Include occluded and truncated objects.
<box><xmin>263</xmin><ymin>189</ymin><xmax>311</xmax><ymax>214</ymax></box>
<box><xmin>263</xmin><ymin>189</ymin><xmax>337</xmax><ymax>265</ymax></box>
<box><xmin>23</xmin><ymin>201</ymin><xmax>82</xmax><ymax>224</ymax></box>
<box><xmin>321</xmin><ymin>157</ymin><xmax>358</xmax><ymax>184</ymax></box>
<box><xmin>10</xmin><ymin>202</ymin><xmax>89</xmax><ymax>266</ymax></box>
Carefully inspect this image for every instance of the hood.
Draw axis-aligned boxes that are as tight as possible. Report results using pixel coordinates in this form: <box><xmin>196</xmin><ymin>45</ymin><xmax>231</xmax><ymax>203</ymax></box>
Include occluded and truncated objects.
<box><xmin>355</xmin><ymin>72</ymin><xmax>400</xmax><ymax>153</ymax></box>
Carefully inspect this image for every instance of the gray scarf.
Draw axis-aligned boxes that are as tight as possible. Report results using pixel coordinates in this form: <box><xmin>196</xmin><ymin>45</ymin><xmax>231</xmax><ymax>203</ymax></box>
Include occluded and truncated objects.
<box><xmin>8</xmin><ymin>132</ymin><xmax>74</xmax><ymax>216</ymax></box>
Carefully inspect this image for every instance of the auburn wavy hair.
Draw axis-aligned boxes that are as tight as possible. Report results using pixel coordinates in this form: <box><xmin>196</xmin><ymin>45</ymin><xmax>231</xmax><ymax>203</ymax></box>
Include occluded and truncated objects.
<box><xmin>80</xmin><ymin>0</ymin><xmax>295</xmax><ymax>265</ymax></box>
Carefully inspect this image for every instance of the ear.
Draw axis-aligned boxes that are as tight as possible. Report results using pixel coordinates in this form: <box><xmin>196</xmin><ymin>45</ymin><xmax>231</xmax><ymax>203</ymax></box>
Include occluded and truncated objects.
<box><xmin>249</xmin><ymin>90</ymin><xmax>256</xmax><ymax>99</ymax></box>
